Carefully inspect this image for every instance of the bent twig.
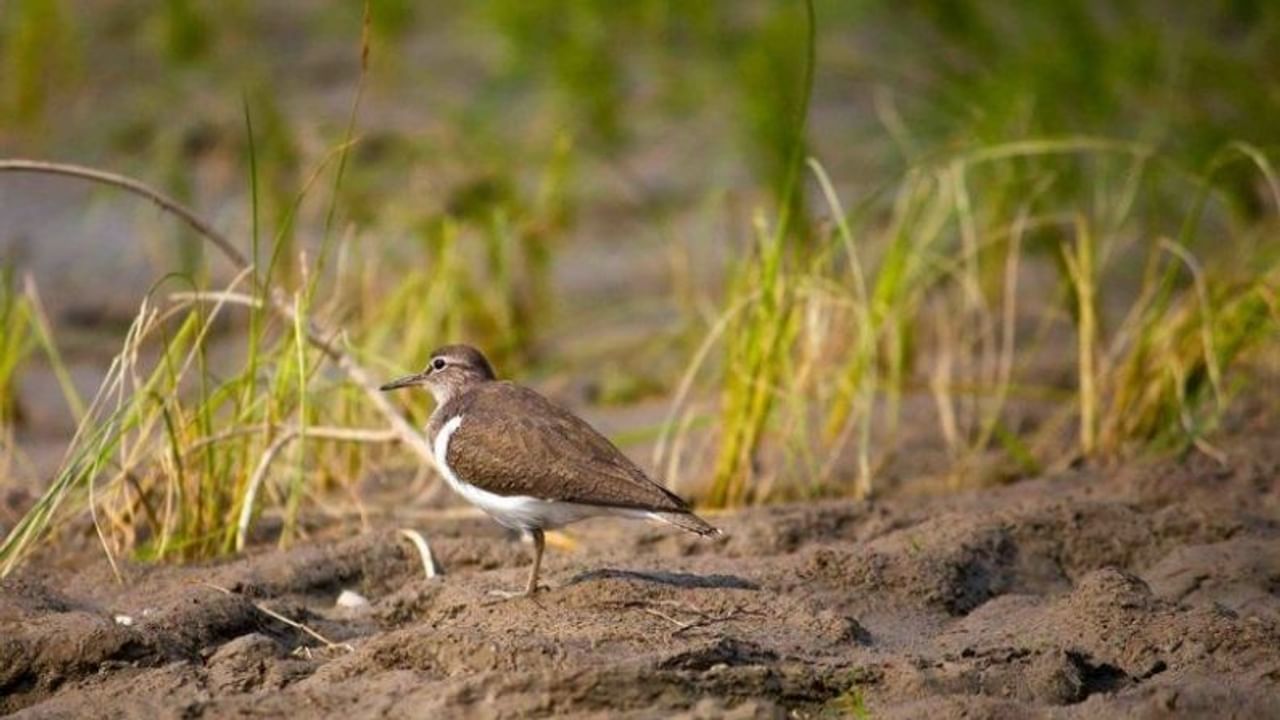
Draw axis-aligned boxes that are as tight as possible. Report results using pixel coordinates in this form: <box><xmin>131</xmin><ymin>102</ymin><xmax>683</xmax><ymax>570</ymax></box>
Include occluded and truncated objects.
<box><xmin>0</xmin><ymin>159</ymin><xmax>437</xmax><ymax>469</ymax></box>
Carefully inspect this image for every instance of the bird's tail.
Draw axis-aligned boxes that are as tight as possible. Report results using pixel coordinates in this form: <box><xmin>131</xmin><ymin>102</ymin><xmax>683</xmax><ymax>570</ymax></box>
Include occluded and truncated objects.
<box><xmin>649</xmin><ymin>510</ymin><xmax>722</xmax><ymax>537</ymax></box>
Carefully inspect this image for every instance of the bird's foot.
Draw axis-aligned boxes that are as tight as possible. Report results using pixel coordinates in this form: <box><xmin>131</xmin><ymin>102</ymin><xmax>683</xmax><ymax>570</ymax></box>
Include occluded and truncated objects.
<box><xmin>486</xmin><ymin>584</ymin><xmax>550</xmax><ymax>600</ymax></box>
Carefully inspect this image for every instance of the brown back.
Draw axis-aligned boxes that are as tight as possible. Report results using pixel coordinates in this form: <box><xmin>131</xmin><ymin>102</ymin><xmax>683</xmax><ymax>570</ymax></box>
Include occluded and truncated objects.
<box><xmin>430</xmin><ymin>382</ymin><xmax>690</xmax><ymax>511</ymax></box>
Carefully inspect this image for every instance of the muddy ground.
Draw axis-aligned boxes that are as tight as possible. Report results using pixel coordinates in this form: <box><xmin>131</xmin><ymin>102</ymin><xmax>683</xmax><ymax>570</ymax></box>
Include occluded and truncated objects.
<box><xmin>3</xmin><ymin>425</ymin><xmax>1278</xmax><ymax>719</ymax></box>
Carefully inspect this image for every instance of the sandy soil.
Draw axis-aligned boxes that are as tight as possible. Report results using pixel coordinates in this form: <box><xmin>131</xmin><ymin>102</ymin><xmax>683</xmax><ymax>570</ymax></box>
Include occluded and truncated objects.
<box><xmin>2</xmin><ymin>429</ymin><xmax>1278</xmax><ymax>719</ymax></box>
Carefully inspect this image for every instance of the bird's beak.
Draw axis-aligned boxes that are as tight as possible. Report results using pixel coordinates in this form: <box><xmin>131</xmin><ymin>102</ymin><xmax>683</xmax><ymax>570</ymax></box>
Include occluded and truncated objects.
<box><xmin>379</xmin><ymin>371</ymin><xmax>427</xmax><ymax>391</ymax></box>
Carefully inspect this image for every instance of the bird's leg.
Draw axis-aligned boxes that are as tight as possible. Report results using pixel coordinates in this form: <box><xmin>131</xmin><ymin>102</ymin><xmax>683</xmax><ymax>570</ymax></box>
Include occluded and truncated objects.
<box><xmin>524</xmin><ymin>528</ymin><xmax>545</xmax><ymax>596</ymax></box>
<box><xmin>489</xmin><ymin>528</ymin><xmax>547</xmax><ymax>599</ymax></box>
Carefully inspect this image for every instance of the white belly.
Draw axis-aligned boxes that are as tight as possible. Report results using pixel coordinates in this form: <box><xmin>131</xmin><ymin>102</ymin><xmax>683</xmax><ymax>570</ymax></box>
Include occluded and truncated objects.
<box><xmin>433</xmin><ymin>415</ymin><xmax>640</xmax><ymax>531</ymax></box>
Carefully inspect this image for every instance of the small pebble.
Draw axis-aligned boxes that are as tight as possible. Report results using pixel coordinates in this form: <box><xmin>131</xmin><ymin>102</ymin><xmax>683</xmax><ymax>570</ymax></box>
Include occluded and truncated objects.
<box><xmin>336</xmin><ymin>589</ymin><xmax>370</xmax><ymax>609</ymax></box>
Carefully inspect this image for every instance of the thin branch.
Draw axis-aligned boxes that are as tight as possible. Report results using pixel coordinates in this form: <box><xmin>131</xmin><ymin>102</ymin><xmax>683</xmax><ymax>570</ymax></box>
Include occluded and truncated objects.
<box><xmin>642</xmin><ymin>607</ymin><xmax>694</xmax><ymax>633</ymax></box>
<box><xmin>397</xmin><ymin>528</ymin><xmax>445</xmax><ymax>578</ymax></box>
<box><xmin>236</xmin><ymin>425</ymin><xmax>401</xmax><ymax>552</ymax></box>
<box><xmin>170</xmin><ymin>289</ymin><xmax>436</xmax><ymax>465</ymax></box>
<box><xmin>184</xmin><ymin>424</ymin><xmax>398</xmax><ymax>456</ymax></box>
<box><xmin>198</xmin><ymin>582</ymin><xmax>353</xmax><ymax>652</ymax></box>
<box><xmin>0</xmin><ymin>160</ymin><xmax>249</xmax><ymax>269</ymax></box>
<box><xmin>237</xmin><ymin>431</ymin><xmax>300</xmax><ymax>552</ymax></box>
<box><xmin>629</xmin><ymin>599</ymin><xmax>760</xmax><ymax>638</ymax></box>
<box><xmin>169</xmin><ymin>290</ymin><xmax>265</xmax><ymax>309</ymax></box>
<box><xmin>0</xmin><ymin>158</ymin><xmax>437</xmax><ymax>468</ymax></box>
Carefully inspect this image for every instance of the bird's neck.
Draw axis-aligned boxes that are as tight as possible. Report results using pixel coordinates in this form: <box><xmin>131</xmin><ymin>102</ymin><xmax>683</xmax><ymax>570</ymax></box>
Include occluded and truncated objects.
<box><xmin>429</xmin><ymin>378</ymin><xmax>472</xmax><ymax>406</ymax></box>
<box><xmin>427</xmin><ymin>379</ymin><xmax>489</xmax><ymax>426</ymax></box>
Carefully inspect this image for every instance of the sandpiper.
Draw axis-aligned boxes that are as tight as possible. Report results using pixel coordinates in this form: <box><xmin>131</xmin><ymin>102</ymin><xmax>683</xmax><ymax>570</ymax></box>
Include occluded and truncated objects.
<box><xmin>380</xmin><ymin>344</ymin><xmax>720</xmax><ymax>597</ymax></box>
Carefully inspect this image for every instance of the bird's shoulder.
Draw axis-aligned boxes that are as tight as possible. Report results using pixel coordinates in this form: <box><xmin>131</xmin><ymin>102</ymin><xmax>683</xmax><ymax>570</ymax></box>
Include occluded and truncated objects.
<box><xmin>446</xmin><ymin>381</ymin><xmax>624</xmax><ymax>463</ymax></box>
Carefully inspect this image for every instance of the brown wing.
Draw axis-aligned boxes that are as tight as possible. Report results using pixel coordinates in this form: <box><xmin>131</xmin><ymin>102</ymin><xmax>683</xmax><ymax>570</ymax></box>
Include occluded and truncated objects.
<box><xmin>442</xmin><ymin>382</ymin><xmax>689</xmax><ymax>511</ymax></box>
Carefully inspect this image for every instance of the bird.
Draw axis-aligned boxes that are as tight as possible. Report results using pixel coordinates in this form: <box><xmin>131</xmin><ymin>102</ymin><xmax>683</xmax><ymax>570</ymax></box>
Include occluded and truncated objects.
<box><xmin>380</xmin><ymin>344</ymin><xmax>720</xmax><ymax>597</ymax></box>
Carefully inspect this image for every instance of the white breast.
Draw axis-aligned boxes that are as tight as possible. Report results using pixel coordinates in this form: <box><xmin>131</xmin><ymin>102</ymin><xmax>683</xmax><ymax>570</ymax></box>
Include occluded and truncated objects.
<box><xmin>433</xmin><ymin>415</ymin><xmax>633</xmax><ymax>531</ymax></box>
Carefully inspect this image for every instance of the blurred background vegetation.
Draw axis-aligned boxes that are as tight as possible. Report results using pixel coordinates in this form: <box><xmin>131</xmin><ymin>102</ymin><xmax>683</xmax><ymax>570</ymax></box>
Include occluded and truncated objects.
<box><xmin>0</xmin><ymin>1</ymin><xmax>1277</xmax><ymax>566</ymax></box>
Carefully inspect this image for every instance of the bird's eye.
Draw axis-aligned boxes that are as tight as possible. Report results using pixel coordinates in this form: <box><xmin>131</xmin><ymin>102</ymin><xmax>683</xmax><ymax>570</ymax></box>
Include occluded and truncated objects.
<box><xmin>431</xmin><ymin>358</ymin><xmax>446</xmax><ymax>371</ymax></box>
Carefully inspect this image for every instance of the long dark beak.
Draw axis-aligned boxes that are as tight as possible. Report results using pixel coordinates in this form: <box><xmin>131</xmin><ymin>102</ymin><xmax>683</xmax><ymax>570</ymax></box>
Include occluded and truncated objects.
<box><xmin>379</xmin><ymin>371</ymin><xmax>427</xmax><ymax>391</ymax></box>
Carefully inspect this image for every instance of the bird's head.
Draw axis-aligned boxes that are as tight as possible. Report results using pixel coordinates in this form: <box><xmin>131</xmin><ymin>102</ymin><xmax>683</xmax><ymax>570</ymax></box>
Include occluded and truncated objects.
<box><xmin>379</xmin><ymin>344</ymin><xmax>496</xmax><ymax>405</ymax></box>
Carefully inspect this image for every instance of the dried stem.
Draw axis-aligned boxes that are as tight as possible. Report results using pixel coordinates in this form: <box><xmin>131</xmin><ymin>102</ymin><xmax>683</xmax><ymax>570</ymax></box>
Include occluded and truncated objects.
<box><xmin>0</xmin><ymin>159</ymin><xmax>436</xmax><ymax>466</ymax></box>
<box><xmin>0</xmin><ymin>160</ymin><xmax>248</xmax><ymax>268</ymax></box>
<box><xmin>198</xmin><ymin>582</ymin><xmax>353</xmax><ymax>652</ymax></box>
<box><xmin>236</xmin><ymin>425</ymin><xmax>400</xmax><ymax>551</ymax></box>
<box><xmin>397</xmin><ymin>528</ymin><xmax>445</xmax><ymax>578</ymax></box>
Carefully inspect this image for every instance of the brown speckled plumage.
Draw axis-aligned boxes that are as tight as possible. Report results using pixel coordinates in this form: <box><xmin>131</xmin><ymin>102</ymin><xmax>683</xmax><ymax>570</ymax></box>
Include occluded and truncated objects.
<box><xmin>429</xmin><ymin>381</ymin><xmax>691</xmax><ymax>511</ymax></box>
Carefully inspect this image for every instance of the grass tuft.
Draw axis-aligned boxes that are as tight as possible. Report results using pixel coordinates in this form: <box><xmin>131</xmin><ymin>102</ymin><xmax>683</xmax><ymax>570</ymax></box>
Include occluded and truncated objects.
<box><xmin>689</xmin><ymin>139</ymin><xmax>1280</xmax><ymax>505</ymax></box>
<box><xmin>0</xmin><ymin>271</ymin><xmax>35</xmax><ymax>426</ymax></box>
